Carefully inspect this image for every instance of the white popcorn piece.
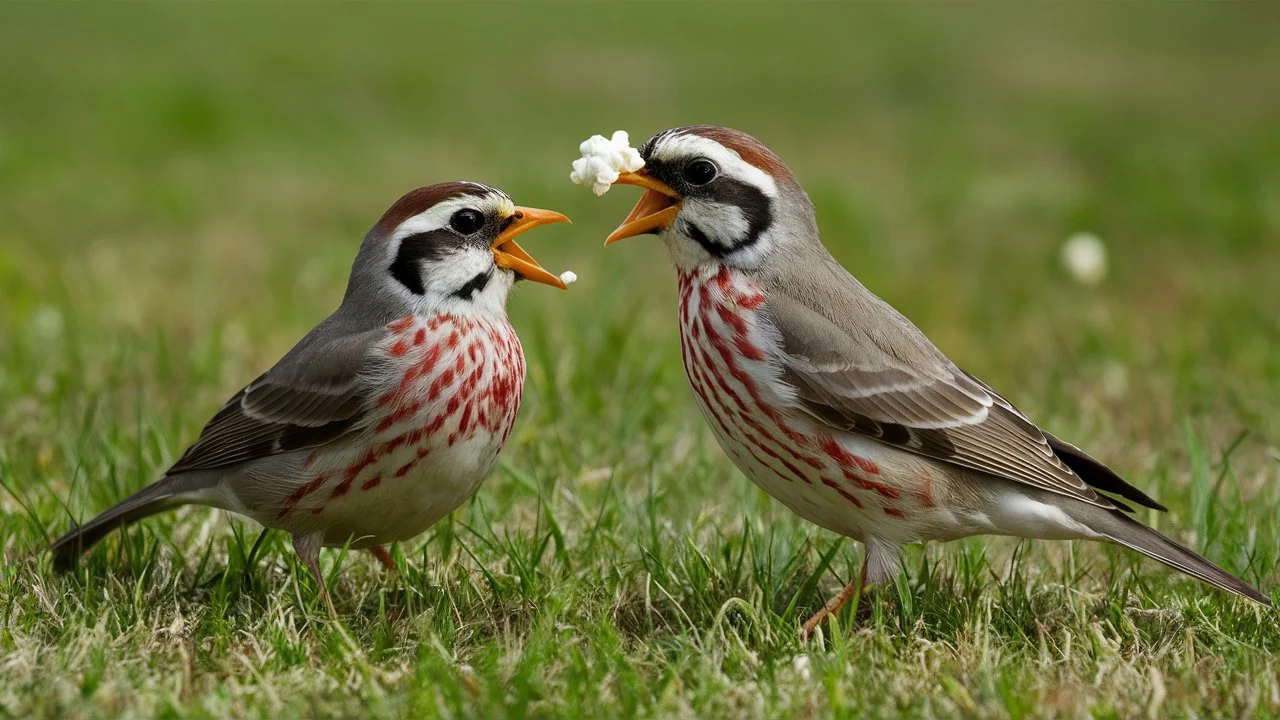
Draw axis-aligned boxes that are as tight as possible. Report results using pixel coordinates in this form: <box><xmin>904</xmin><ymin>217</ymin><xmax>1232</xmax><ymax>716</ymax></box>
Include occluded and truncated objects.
<box><xmin>1061</xmin><ymin>232</ymin><xmax>1108</xmax><ymax>285</ymax></box>
<box><xmin>569</xmin><ymin>130</ymin><xmax>645</xmax><ymax>196</ymax></box>
<box><xmin>559</xmin><ymin>270</ymin><xmax>578</xmax><ymax>286</ymax></box>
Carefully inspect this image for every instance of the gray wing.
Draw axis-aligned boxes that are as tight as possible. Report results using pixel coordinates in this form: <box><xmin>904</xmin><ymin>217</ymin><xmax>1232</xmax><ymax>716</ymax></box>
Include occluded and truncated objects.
<box><xmin>167</xmin><ymin>319</ymin><xmax>385</xmax><ymax>475</ymax></box>
<box><xmin>762</xmin><ymin>269</ymin><xmax>1113</xmax><ymax>509</ymax></box>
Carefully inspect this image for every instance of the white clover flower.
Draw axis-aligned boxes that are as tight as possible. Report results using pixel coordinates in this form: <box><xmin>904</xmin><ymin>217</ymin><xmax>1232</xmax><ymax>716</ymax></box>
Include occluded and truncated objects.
<box><xmin>559</xmin><ymin>270</ymin><xmax>578</xmax><ymax>286</ymax></box>
<box><xmin>1061</xmin><ymin>232</ymin><xmax>1108</xmax><ymax>285</ymax></box>
<box><xmin>570</xmin><ymin>130</ymin><xmax>644</xmax><ymax>196</ymax></box>
<box><xmin>30</xmin><ymin>304</ymin><xmax>65</xmax><ymax>339</ymax></box>
<box><xmin>791</xmin><ymin>654</ymin><xmax>812</xmax><ymax>681</ymax></box>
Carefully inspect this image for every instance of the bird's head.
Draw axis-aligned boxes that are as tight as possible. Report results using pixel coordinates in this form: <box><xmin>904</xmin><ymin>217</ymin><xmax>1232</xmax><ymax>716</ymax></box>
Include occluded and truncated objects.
<box><xmin>605</xmin><ymin>126</ymin><xmax>815</xmax><ymax>271</ymax></box>
<box><xmin>350</xmin><ymin>182</ymin><xmax>569</xmax><ymax>319</ymax></box>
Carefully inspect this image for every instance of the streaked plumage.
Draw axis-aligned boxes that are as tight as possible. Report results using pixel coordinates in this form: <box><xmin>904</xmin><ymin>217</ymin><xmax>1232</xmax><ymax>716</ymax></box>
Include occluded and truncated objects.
<box><xmin>51</xmin><ymin>182</ymin><xmax>569</xmax><ymax>611</ymax></box>
<box><xmin>605</xmin><ymin>125</ymin><xmax>1269</xmax><ymax>633</ymax></box>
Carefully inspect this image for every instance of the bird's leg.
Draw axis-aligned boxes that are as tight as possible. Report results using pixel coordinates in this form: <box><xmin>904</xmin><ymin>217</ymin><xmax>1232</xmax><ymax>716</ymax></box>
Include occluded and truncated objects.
<box><xmin>801</xmin><ymin>561</ymin><xmax>870</xmax><ymax>639</ymax></box>
<box><xmin>292</xmin><ymin>531</ymin><xmax>336</xmax><ymax>618</ymax></box>
<box><xmin>369</xmin><ymin>545</ymin><xmax>397</xmax><ymax>573</ymax></box>
<box><xmin>850</xmin><ymin>567</ymin><xmax>876</xmax><ymax>626</ymax></box>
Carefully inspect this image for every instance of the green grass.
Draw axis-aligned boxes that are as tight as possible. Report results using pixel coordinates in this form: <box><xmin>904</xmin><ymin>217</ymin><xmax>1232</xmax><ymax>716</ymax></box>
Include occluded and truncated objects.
<box><xmin>3</xmin><ymin>3</ymin><xmax>1280</xmax><ymax>718</ymax></box>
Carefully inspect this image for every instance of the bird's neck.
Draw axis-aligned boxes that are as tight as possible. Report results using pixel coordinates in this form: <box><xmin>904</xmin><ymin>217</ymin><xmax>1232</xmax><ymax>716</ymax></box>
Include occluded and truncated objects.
<box><xmin>677</xmin><ymin>265</ymin><xmax>766</xmax><ymax>311</ymax></box>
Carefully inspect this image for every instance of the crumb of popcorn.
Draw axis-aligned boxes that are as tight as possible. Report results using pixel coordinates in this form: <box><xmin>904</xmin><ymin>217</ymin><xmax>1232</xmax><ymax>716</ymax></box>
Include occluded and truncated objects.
<box><xmin>570</xmin><ymin>130</ymin><xmax>644</xmax><ymax>196</ymax></box>
<box><xmin>1061</xmin><ymin>232</ymin><xmax>1108</xmax><ymax>285</ymax></box>
<box><xmin>559</xmin><ymin>270</ymin><xmax>578</xmax><ymax>285</ymax></box>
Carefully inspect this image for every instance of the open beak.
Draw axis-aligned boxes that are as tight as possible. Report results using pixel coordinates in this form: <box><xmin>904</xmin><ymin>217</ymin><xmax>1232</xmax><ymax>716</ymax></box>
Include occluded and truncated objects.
<box><xmin>605</xmin><ymin>170</ymin><xmax>681</xmax><ymax>245</ymax></box>
<box><xmin>493</xmin><ymin>207</ymin><xmax>571</xmax><ymax>289</ymax></box>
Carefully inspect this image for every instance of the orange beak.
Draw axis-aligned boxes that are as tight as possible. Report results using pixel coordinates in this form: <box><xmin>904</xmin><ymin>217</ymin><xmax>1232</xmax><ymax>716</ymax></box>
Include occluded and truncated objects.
<box><xmin>492</xmin><ymin>207</ymin><xmax>572</xmax><ymax>289</ymax></box>
<box><xmin>604</xmin><ymin>170</ymin><xmax>682</xmax><ymax>245</ymax></box>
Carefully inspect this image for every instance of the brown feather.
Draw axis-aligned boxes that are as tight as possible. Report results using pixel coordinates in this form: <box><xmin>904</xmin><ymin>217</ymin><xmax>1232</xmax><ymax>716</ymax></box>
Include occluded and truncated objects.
<box><xmin>662</xmin><ymin>126</ymin><xmax>797</xmax><ymax>185</ymax></box>
<box><xmin>374</xmin><ymin>182</ymin><xmax>504</xmax><ymax>236</ymax></box>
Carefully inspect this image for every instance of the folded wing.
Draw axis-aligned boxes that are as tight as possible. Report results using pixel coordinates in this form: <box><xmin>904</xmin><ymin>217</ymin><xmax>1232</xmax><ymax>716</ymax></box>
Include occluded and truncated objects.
<box><xmin>167</xmin><ymin>323</ymin><xmax>385</xmax><ymax>475</ymax></box>
<box><xmin>764</xmin><ymin>268</ymin><xmax>1162</xmax><ymax>513</ymax></box>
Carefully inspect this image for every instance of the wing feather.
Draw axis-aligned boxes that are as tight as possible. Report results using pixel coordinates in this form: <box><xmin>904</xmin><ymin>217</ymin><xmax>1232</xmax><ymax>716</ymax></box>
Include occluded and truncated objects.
<box><xmin>762</xmin><ymin>275</ymin><xmax>1111</xmax><ymax>508</ymax></box>
<box><xmin>166</xmin><ymin>319</ymin><xmax>385</xmax><ymax>476</ymax></box>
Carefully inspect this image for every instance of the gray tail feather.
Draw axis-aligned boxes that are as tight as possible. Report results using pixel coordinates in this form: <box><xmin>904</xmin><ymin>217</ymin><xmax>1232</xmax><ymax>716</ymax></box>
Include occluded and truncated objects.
<box><xmin>50</xmin><ymin>475</ymin><xmax>210</xmax><ymax>572</ymax></box>
<box><xmin>1071</xmin><ymin>504</ymin><xmax>1271</xmax><ymax>606</ymax></box>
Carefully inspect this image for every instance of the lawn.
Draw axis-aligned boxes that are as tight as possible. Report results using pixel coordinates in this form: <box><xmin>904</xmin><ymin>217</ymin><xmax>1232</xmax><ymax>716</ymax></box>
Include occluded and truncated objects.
<box><xmin>2</xmin><ymin>3</ymin><xmax>1279</xmax><ymax>718</ymax></box>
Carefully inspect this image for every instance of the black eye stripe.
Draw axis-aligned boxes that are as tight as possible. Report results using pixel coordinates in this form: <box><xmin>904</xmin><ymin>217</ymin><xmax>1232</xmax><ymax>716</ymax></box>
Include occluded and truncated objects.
<box><xmin>388</xmin><ymin>229</ymin><xmax>456</xmax><ymax>295</ymax></box>
<box><xmin>705</xmin><ymin>178</ymin><xmax>770</xmax><ymax>230</ymax></box>
<box><xmin>688</xmin><ymin>179</ymin><xmax>773</xmax><ymax>256</ymax></box>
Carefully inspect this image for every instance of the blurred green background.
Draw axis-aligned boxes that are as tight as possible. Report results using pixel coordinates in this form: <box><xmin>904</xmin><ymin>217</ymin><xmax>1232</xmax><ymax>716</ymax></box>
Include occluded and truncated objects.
<box><xmin>2</xmin><ymin>3</ymin><xmax>1278</xmax><ymax>718</ymax></box>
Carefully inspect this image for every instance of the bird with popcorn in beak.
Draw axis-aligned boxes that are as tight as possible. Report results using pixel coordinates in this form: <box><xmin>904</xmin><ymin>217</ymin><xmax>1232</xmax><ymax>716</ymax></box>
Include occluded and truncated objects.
<box><xmin>578</xmin><ymin>125</ymin><xmax>1270</xmax><ymax>636</ymax></box>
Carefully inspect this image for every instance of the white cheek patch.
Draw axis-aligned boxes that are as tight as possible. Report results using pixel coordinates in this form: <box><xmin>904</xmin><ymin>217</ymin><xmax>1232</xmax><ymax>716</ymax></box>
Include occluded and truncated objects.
<box><xmin>409</xmin><ymin>246</ymin><xmax>515</xmax><ymax>318</ymax></box>
<box><xmin>650</xmin><ymin>134</ymin><xmax>778</xmax><ymax>198</ymax></box>
<box><xmin>683</xmin><ymin>199</ymin><xmax>751</xmax><ymax>247</ymax></box>
<box><xmin>428</xmin><ymin>247</ymin><xmax>492</xmax><ymax>291</ymax></box>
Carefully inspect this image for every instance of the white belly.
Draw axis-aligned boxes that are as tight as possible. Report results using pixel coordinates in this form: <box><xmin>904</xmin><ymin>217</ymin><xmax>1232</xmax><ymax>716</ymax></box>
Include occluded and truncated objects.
<box><xmin>308</xmin><ymin>432</ymin><xmax>505</xmax><ymax>547</ymax></box>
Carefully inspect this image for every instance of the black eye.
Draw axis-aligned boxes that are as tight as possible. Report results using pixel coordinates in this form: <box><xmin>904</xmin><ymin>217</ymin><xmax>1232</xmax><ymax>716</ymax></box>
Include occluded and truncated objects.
<box><xmin>683</xmin><ymin>159</ymin><xmax>718</xmax><ymax>186</ymax></box>
<box><xmin>449</xmin><ymin>208</ymin><xmax>485</xmax><ymax>235</ymax></box>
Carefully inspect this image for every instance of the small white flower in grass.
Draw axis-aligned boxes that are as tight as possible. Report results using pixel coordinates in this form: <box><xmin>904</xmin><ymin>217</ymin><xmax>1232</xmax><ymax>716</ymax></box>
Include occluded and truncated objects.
<box><xmin>791</xmin><ymin>653</ymin><xmax>811</xmax><ymax>680</ymax></box>
<box><xmin>30</xmin><ymin>304</ymin><xmax>64</xmax><ymax>339</ymax></box>
<box><xmin>570</xmin><ymin>130</ymin><xmax>644</xmax><ymax>196</ymax></box>
<box><xmin>558</xmin><ymin>270</ymin><xmax>578</xmax><ymax>286</ymax></box>
<box><xmin>35</xmin><ymin>374</ymin><xmax>55</xmax><ymax>396</ymax></box>
<box><xmin>1061</xmin><ymin>232</ymin><xmax>1108</xmax><ymax>285</ymax></box>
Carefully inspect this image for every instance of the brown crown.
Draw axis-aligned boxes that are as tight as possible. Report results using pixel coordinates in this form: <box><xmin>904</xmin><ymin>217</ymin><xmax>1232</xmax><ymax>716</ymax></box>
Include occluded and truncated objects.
<box><xmin>375</xmin><ymin>181</ymin><xmax>504</xmax><ymax>235</ymax></box>
<box><xmin>650</xmin><ymin>125</ymin><xmax>796</xmax><ymax>184</ymax></box>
